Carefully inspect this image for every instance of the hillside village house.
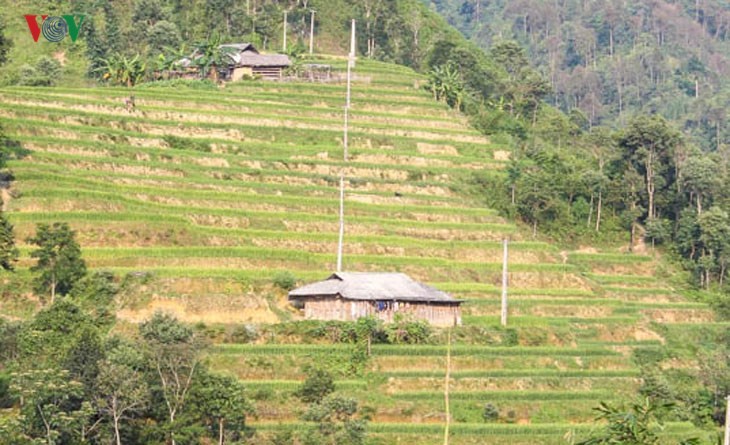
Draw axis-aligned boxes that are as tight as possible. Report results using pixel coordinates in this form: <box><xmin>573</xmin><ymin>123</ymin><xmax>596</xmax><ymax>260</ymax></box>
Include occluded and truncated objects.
<box><xmin>289</xmin><ymin>272</ymin><xmax>462</xmax><ymax>327</ymax></box>
<box><xmin>178</xmin><ymin>43</ymin><xmax>291</xmax><ymax>81</ymax></box>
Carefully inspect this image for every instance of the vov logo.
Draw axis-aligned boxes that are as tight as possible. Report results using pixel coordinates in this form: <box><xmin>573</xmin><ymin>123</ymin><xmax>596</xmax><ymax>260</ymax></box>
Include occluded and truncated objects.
<box><xmin>24</xmin><ymin>15</ymin><xmax>86</xmax><ymax>42</ymax></box>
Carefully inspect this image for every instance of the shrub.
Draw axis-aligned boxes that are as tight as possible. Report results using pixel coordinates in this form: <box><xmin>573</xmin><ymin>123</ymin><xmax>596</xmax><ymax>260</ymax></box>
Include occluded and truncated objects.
<box><xmin>386</xmin><ymin>314</ymin><xmax>431</xmax><ymax>344</ymax></box>
<box><xmin>18</xmin><ymin>56</ymin><xmax>61</xmax><ymax>86</ymax></box>
<box><xmin>273</xmin><ymin>271</ymin><xmax>297</xmax><ymax>291</ymax></box>
<box><xmin>294</xmin><ymin>367</ymin><xmax>334</xmax><ymax>405</ymax></box>
<box><xmin>162</xmin><ymin>135</ymin><xmax>211</xmax><ymax>152</ymax></box>
<box><xmin>482</xmin><ymin>403</ymin><xmax>499</xmax><ymax>422</ymax></box>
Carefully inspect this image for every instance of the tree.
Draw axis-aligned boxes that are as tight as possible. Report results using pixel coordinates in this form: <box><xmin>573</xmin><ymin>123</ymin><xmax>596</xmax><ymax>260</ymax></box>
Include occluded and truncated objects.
<box><xmin>682</xmin><ymin>154</ymin><xmax>721</xmax><ymax>215</ymax></box>
<box><xmin>28</xmin><ymin>222</ymin><xmax>86</xmax><ymax>304</ymax></box>
<box><xmin>191</xmin><ymin>371</ymin><xmax>253</xmax><ymax>444</ymax></box>
<box><xmin>0</xmin><ymin>16</ymin><xmax>12</xmax><ymax>67</ymax></box>
<box><xmin>192</xmin><ymin>34</ymin><xmax>236</xmax><ymax>80</ymax></box>
<box><xmin>95</xmin><ymin>343</ymin><xmax>149</xmax><ymax>445</ymax></box>
<box><xmin>147</xmin><ymin>21</ymin><xmax>181</xmax><ymax>55</ymax></box>
<box><xmin>295</xmin><ymin>367</ymin><xmax>335</xmax><ymax>405</ymax></box>
<box><xmin>100</xmin><ymin>54</ymin><xmax>147</xmax><ymax>87</ymax></box>
<box><xmin>140</xmin><ymin>312</ymin><xmax>203</xmax><ymax>445</ymax></box>
<box><xmin>0</xmin><ymin>211</ymin><xmax>18</xmax><ymax>272</ymax></box>
<box><xmin>70</xmin><ymin>270</ymin><xmax>118</xmax><ymax>326</ymax></box>
<box><xmin>698</xmin><ymin>206</ymin><xmax>730</xmax><ymax>287</ymax></box>
<box><xmin>11</xmin><ymin>368</ymin><xmax>92</xmax><ymax>445</ymax></box>
<box><xmin>618</xmin><ymin>116</ymin><xmax>681</xmax><ymax>221</ymax></box>
<box><xmin>425</xmin><ymin>64</ymin><xmax>467</xmax><ymax>110</ymax></box>
<box><xmin>18</xmin><ymin>56</ymin><xmax>62</xmax><ymax>86</ymax></box>
<box><xmin>302</xmin><ymin>394</ymin><xmax>367</xmax><ymax>445</ymax></box>
<box><xmin>576</xmin><ymin>398</ymin><xmax>698</xmax><ymax>445</ymax></box>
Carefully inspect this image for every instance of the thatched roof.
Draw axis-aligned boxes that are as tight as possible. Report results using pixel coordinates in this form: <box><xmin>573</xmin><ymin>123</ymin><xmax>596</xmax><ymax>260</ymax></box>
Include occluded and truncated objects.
<box><xmin>234</xmin><ymin>52</ymin><xmax>291</xmax><ymax>67</ymax></box>
<box><xmin>289</xmin><ymin>272</ymin><xmax>460</xmax><ymax>304</ymax></box>
<box><xmin>177</xmin><ymin>43</ymin><xmax>291</xmax><ymax>69</ymax></box>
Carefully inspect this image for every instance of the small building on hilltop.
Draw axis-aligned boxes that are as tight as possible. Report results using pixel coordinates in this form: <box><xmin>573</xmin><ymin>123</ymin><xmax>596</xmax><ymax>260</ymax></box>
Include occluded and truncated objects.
<box><xmin>288</xmin><ymin>272</ymin><xmax>462</xmax><ymax>327</ymax></box>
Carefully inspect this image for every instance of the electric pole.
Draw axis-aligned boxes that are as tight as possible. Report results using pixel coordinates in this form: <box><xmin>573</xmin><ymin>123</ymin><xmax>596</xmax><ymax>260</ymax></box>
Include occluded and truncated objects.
<box><xmin>282</xmin><ymin>11</ymin><xmax>287</xmax><ymax>52</ymax></box>
<box><xmin>336</xmin><ymin>19</ymin><xmax>355</xmax><ymax>272</ymax></box>
<box><xmin>309</xmin><ymin>10</ymin><xmax>316</xmax><ymax>54</ymax></box>
<box><xmin>501</xmin><ymin>238</ymin><xmax>509</xmax><ymax>327</ymax></box>
<box><xmin>724</xmin><ymin>395</ymin><xmax>729</xmax><ymax>445</ymax></box>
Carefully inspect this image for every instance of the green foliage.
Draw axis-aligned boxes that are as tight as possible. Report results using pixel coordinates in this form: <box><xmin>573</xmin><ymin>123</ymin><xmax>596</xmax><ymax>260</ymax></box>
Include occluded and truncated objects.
<box><xmin>147</xmin><ymin>21</ymin><xmax>182</xmax><ymax>55</ymax></box>
<box><xmin>385</xmin><ymin>314</ymin><xmax>431</xmax><ymax>344</ymax></box>
<box><xmin>18</xmin><ymin>56</ymin><xmax>62</xmax><ymax>87</ymax></box>
<box><xmin>0</xmin><ymin>16</ymin><xmax>11</xmax><ymax>67</ymax></box>
<box><xmin>70</xmin><ymin>270</ymin><xmax>118</xmax><ymax>326</ymax></box>
<box><xmin>10</xmin><ymin>367</ymin><xmax>92</xmax><ymax>444</ymax></box>
<box><xmin>425</xmin><ymin>63</ymin><xmax>466</xmax><ymax>110</ymax></box>
<box><xmin>482</xmin><ymin>403</ymin><xmax>499</xmax><ymax>422</ymax></box>
<box><xmin>0</xmin><ymin>211</ymin><xmax>18</xmax><ymax>272</ymax></box>
<box><xmin>140</xmin><ymin>310</ymin><xmax>194</xmax><ymax>344</ymax></box>
<box><xmin>137</xmin><ymin>78</ymin><xmax>217</xmax><ymax>90</ymax></box>
<box><xmin>576</xmin><ymin>398</ymin><xmax>700</xmax><ymax>445</ymax></box>
<box><xmin>100</xmin><ymin>53</ymin><xmax>147</xmax><ymax>87</ymax></box>
<box><xmin>273</xmin><ymin>271</ymin><xmax>297</xmax><ymax>291</ymax></box>
<box><xmin>162</xmin><ymin>134</ymin><xmax>211</xmax><ymax>152</ymax></box>
<box><xmin>301</xmin><ymin>394</ymin><xmax>367</xmax><ymax>445</ymax></box>
<box><xmin>295</xmin><ymin>367</ymin><xmax>335</xmax><ymax>405</ymax></box>
<box><xmin>190</xmin><ymin>371</ymin><xmax>254</xmax><ymax>443</ymax></box>
<box><xmin>27</xmin><ymin>222</ymin><xmax>87</xmax><ymax>302</ymax></box>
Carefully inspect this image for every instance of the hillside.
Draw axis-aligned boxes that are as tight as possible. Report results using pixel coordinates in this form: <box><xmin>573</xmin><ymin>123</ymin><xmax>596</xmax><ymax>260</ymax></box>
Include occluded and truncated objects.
<box><xmin>427</xmin><ymin>0</ymin><xmax>730</xmax><ymax>150</ymax></box>
<box><xmin>0</xmin><ymin>57</ymin><xmax>723</xmax><ymax>443</ymax></box>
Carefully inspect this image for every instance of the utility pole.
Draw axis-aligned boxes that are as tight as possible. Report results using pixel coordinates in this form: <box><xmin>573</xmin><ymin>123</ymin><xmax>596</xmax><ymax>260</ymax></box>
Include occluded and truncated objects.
<box><xmin>309</xmin><ymin>10</ymin><xmax>316</xmax><ymax>55</ymax></box>
<box><xmin>501</xmin><ymin>238</ymin><xmax>509</xmax><ymax>327</ymax></box>
<box><xmin>336</xmin><ymin>19</ymin><xmax>355</xmax><ymax>273</ymax></box>
<box><xmin>282</xmin><ymin>11</ymin><xmax>287</xmax><ymax>52</ymax></box>
<box><xmin>724</xmin><ymin>395</ymin><xmax>729</xmax><ymax>445</ymax></box>
<box><xmin>443</xmin><ymin>329</ymin><xmax>451</xmax><ymax>445</ymax></box>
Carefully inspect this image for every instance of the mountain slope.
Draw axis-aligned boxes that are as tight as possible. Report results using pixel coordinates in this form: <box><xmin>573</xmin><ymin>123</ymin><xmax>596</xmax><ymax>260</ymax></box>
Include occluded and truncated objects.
<box><xmin>0</xmin><ymin>58</ymin><xmax>721</xmax><ymax>443</ymax></box>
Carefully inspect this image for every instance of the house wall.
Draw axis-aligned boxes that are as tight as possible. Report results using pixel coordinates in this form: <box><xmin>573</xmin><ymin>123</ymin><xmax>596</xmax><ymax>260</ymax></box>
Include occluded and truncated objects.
<box><xmin>252</xmin><ymin>66</ymin><xmax>284</xmax><ymax>79</ymax></box>
<box><xmin>232</xmin><ymin>67</ymin><xmax>253</xmax><ymax>81</ymax></box>
<box><xmin>303</xmin><ymin>297</ymin><xmax>461</xmax><ymax>327</ymax></box>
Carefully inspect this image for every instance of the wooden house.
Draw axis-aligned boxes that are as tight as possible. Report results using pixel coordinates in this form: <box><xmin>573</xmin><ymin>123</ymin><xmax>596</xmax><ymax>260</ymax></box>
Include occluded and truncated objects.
<box><xmin>220</xmin><ymin>43</ymin><xmax>291</xmax><ymax>80</ymax></box>
<box><xmin>177</xmin><ymin>43</ymin><xmax>292</xmax><ymax>81</ymax></box>
<box><xmin>288</xmin><ymin>272</ymin><xmax>462</xmax><ymax>327</ymax></box>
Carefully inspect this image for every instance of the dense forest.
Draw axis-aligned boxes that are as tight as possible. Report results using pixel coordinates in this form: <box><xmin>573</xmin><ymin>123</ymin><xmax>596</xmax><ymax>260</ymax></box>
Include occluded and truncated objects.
<box><xmin>426</xmin><ymin>0</ymin><xmax>730</xmax><ymax>152</ymax></box>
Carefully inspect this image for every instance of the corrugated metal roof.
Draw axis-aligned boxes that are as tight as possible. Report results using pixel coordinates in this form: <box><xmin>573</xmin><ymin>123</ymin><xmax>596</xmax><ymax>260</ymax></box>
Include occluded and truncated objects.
<box><xmin>289</xmin><ymin>272</ymin><xmax>460</xmax><ymax>303</ymax></box>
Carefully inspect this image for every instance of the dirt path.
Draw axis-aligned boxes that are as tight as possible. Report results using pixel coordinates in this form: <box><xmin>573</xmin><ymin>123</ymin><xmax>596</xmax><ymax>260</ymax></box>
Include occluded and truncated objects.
<box><xmin>1</xmin><ymin>187</ymin><xmax>10</xmax><ymax>211</ymax></box>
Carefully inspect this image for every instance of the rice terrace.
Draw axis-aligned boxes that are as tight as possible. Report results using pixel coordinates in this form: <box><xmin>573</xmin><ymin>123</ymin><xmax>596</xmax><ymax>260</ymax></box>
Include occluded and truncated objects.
<box><xmin>0</xmin><ymin>1</ymin><xmax>728</xmax><ymax>444</ymax></box>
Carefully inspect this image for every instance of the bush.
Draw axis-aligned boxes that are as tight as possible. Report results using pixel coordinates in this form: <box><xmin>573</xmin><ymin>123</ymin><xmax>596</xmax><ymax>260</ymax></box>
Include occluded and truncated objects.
<box><xmin>273</xmin><ymin>271</ymin><xmax>297</xmax><ymax>291</ymax></box>
<box><xmin>294</xmin><ymin>367</ymin><xmax>334</xmax><ymax>404</ymax></box>
<box><xmin>162</xmin><ymin>135</ymin><xmax>211</xmax><ymax>152</ymax></box>
<box><xmin>18</xmin><ymin>56</ymin><xmax>61</xmax><ymax>86</ymax></box>
<box><xmin>386</xmin><ymin>314</ymin><xmax>431</xmax><ymax>344</ymax></box>
<box><xmin>482</xmin><ymin>403</ymin><xmax>499</xmax><ymax>422</ymax></box>
<box><xmin>137</xmin><ymin>78</ymin><xmax>217</xmax><ymax>89</ymax></box>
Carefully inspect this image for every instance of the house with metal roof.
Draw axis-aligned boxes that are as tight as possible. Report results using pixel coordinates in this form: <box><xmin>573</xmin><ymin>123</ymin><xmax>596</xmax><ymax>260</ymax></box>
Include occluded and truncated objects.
<box><xmin>288</xmin><ymin>272</ymin><xmax>462</xmax><ymax>327</ymax></box>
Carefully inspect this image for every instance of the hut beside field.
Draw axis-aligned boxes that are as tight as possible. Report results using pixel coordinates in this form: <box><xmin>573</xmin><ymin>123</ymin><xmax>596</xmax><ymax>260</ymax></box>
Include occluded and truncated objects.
<box><xmin>177</xmin><ymin>43</ymin><xmax>291</xmax><ymax>81</ymax></box>
<box><xmin>288</xmin><ymin>272</ymin><xmax>462</xmax><ymax>327</ymax></box>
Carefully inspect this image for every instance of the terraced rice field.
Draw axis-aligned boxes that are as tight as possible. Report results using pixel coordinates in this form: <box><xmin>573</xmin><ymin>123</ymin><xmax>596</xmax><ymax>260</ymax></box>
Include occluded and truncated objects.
<box><xmin>0</xmin><ymin>57</ymin><xmax>720</xmax><ymax>443</ymax></box>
